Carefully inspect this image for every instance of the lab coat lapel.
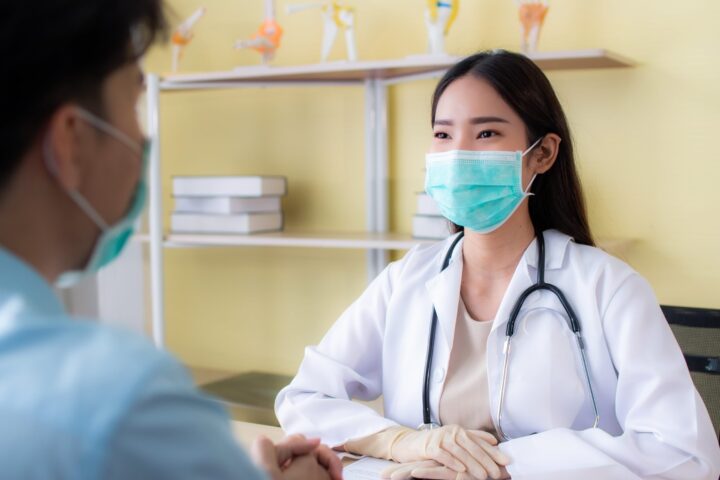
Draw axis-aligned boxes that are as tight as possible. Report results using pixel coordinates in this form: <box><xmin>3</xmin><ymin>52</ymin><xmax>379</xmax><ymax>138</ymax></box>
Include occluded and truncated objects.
<box><xmin>425</xmin><ymin>240</ymin><xmax>464</xmax><ymax>353</ymax></box>
<box><xmin>487</xmin><ymin>231</ymin><xmax>574</xmax><ymax>425</ymax></box>
<box><xmin>491</xmin><ymin>251</ymin><xmax>534</xmax><ymax>336</ymax></box>
<box><xmin>486</xmin><ymin>240</ymin><xmax>536</xmax><ymax>427</ymax></box>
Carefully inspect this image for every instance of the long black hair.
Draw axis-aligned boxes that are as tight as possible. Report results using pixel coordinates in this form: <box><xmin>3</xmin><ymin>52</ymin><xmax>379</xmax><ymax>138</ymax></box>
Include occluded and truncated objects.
<box><xmin>431</xmin><ymin>50</ymin><xmax>594</xmax><ymax>246</ymax></box>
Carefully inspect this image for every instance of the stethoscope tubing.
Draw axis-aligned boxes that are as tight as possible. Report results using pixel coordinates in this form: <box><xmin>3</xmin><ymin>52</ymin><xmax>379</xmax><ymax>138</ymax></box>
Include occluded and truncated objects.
<box><xmin>420</xmin><ymin>230</ymin><xmax>600</xmax><ymax>437</ymax></box>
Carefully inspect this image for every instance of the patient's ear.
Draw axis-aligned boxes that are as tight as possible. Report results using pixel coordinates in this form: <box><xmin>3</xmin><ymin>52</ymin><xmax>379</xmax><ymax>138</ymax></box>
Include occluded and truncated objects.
<box><xmin>44</xmin><ymin>105</ymin><xmax>88</xmax><ymax>190</ymax></box>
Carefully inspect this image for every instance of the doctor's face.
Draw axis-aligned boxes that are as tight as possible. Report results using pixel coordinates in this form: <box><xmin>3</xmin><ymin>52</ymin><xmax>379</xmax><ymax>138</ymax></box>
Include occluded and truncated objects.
<box><xmin>430</xmin><ymin>74</ymin><xmax>544</xmax><ymax>192</ymax></box>
<box><xmin>430</xmin><ymin>75</ymin><xmax>529</xmax><ymax>153</ymax></box>
<box><xmin>430</xmin><ymin>74</ymin><xmax>532</xmax><ymax>154</ymax></box>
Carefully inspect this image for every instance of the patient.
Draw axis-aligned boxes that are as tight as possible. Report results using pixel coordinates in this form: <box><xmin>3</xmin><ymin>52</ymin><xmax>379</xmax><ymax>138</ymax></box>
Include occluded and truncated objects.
<box><xmin>0</xmin><ymin>1</ymin><xmax>340</xmax><ymax>479</ymax></box>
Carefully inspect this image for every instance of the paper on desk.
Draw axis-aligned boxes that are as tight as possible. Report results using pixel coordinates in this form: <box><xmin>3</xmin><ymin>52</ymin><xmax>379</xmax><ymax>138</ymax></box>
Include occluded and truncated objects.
<box><xmin>512</xmin><ymin>465</ymin><xmax>639</xmax><ymax>480</ymax></box>
<box><xmin>343</xmin><ymin>457</ymin><xmax>396</xmax><ymax>480</ymax></box>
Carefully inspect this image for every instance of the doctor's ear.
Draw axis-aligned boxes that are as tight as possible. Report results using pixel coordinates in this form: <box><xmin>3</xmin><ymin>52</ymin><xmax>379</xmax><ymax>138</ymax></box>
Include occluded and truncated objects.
<box><xmin>43</xmin><ymin>105</ymin><xmax>89</xmax><ymax>191</ymax></box>
<box><xmin>528</xmin><ymin>133</ymin><xmax>561</xmax><ymax>175</ymax></box>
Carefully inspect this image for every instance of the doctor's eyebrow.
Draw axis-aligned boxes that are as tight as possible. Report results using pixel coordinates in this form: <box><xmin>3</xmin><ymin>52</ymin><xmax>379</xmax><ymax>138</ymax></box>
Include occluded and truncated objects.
<box><xmin>433</xmin><ymin>116</ymin><xmax>510</xmax><ymax>126</ymax></box>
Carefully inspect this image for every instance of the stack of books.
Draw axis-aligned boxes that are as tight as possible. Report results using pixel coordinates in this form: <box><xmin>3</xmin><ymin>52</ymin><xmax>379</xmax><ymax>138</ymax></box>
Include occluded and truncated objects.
<box><xmin>412</xmin><ymin>193</ymin><xmax>453</xmax><ymax>239</ymax></box>
<box><xmin>171</xmin><ymin>176</ymin><xmax>286</xmax><ymax>234</ymax></box>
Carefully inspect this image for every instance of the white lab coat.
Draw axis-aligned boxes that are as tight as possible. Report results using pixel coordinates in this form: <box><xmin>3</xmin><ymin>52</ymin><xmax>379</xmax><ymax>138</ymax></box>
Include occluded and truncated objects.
<box><xmin>276</xmin><ymin>230</ymin><xmax>720</xmax><ymax>479</ymax></box>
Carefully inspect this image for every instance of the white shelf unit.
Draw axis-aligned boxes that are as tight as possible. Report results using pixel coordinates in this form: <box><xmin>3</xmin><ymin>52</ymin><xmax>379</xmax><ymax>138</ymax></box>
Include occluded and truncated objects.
<box><xmin>146</xmin><ymin>49</ymin><xmax>634</xmax><ymax>348</ymax></box>
<box><xmin>164</xmin><ymin>231</ymin><xmax>436</xmax><ymax>250</ymax></box>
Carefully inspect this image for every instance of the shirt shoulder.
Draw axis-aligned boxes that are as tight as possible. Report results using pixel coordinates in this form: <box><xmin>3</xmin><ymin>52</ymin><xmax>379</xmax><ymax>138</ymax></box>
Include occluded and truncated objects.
<box><xmin>0</xmin><ymin>320</ymin><xmax>265</xmax><ymax>480</ymax></box>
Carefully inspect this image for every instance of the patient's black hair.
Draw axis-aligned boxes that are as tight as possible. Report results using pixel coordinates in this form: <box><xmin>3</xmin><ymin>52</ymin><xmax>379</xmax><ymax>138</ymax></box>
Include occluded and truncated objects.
<box><xmin>0</xmin><ymin>0</ymin><xmax>168</xmax><ymax>190</ymax></box>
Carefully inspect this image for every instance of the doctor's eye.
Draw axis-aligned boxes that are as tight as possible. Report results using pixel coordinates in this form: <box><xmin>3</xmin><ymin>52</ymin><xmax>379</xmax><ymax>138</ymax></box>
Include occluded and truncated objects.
<box><xmin>434</xmin><ymin>131</ymin><xmax>450</xmax><ymax>140</ymax></box>
<box><xmin>477</xmin><ymin>130</ymin><xmax>498</xmax><ymax>139</ymax></box>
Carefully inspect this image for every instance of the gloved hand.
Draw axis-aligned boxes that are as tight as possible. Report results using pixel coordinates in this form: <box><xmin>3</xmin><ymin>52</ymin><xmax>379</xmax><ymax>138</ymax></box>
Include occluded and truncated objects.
<box><xmin>381</xmin><ymin>459</ymin><xmax>511</xmax><ymax>480</ymax></box>
<box><xmin>387</xmin><ymin>425</ymin><xmax>509</xmax><ymax>480</ymax></box>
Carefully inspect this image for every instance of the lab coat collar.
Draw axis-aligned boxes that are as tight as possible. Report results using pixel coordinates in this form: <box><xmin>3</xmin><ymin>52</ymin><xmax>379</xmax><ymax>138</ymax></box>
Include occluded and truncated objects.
<box><xmin>423</xmin><ymin>230</ymin><xmax>574</xmax><ymax>347</ymax></box>
<box><xmin>0</xmin><ymin>247</ymin><xmax>65</xmax><ymax>324</ymax></box>
<box><xmin>492</xmin><ymin>230</ymin><xmax>574</xmax><ymax>335</ymax></box>
<box><xmin>524</xmin><ymin>229</ymin><xmax>573</xmax><ymax>272</ymax></box>
<box><xmin>424</xmin><ymin>233</ymin><xmax>464</xmax><ymax>352</ymax></box>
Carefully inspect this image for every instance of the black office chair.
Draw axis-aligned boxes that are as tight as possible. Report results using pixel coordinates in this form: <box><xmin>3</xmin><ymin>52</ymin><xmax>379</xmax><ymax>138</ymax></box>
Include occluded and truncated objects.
<box><xmin>661</xmin><ymin>305</ymin><xmax>720</xmax><ymax>444</ymax></box>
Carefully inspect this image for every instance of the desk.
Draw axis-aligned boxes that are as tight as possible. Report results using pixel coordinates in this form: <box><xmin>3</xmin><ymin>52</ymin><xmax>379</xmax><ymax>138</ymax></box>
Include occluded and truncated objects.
<box><xmin>232</xmin><ymin>421</ymin><xmax>285</xmax><ymax>448</ymax></box>
<box><xmin>231</xmin><ymin>421</ymin><xmax>361</xmax><ymax>469</ymax></box>
<box><xmin>229</xmin><ymin>422</ymin><xmax>635</xmax><ymax>480</ymax></box>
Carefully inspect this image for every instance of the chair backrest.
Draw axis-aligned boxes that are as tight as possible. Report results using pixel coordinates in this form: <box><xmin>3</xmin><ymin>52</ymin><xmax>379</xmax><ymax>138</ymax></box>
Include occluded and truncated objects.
<box><xmin>661</xmin><ymin>305</ymin><xmax>720</xmax><ymax>442</ymax></box>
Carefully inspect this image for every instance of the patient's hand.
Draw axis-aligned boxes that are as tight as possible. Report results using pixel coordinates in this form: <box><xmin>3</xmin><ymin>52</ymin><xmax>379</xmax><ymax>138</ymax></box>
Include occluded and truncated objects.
<box><xmin>251</xmin><ymin>434</ymin><xmax>343</xmax><ymax>480</ymax></box>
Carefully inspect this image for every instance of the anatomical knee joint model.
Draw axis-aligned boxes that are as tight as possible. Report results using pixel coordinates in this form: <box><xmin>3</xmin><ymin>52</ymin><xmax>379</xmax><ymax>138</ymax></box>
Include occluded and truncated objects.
<box><xmin>171</xmin><ymin>7</ymin><xmax>206</xmax><ymax>72</ymax></box>
<box><xmin>236</xmin><ymin>0</ymin><xmax>284</xmax><ymax>64</ymax></box>
<box><xmin>424</xmin><ymin>0</ymin><xmax>459</xmax><ymax>56</ymax></box>
<box><xmin>287</xmin><ymin>1</ymin><xmax>357</xmax><ymax>62</ymax></box>
<box><xmin>516</xmin><ymin>0</ymin><xmax>549</xmax><ymax>54</ymax></box>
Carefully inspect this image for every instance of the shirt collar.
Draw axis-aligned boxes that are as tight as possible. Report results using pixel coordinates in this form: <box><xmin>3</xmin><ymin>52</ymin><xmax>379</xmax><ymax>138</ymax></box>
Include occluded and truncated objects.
<box><xmin>0</xmin><ymin>246</ymin><xmax>65</xmax><ymax>321</ymax></box>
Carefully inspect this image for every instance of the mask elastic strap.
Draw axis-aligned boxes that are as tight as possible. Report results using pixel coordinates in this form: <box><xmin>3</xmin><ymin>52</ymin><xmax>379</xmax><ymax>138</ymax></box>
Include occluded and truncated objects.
<box><xmin>522</xmin><ymin>136</ymin><xmax>544</xmax><ymax>157</ymax></box>
<box><xmin>522</xmin><ymin>136</ymin><xmax>544</xmax><ymax>195</ymax></box>
<box><xmin>43</xmin><ymin>135</ymin><xmax>110</xmax><ymax>232</ymax></box>
<box><xmin>66</xmin><ymin>189</ymin><xmax>110</xmax><ymax>231</ymax></box>
<box><xmin>524</xmin><ymin>174</ymin><xmax>538</xmax><ymax>195</ymax></box>
<box><xmin>76</xmin><ymin>108</ymin><xmax>142</xmax><ymax>156</ymax></box>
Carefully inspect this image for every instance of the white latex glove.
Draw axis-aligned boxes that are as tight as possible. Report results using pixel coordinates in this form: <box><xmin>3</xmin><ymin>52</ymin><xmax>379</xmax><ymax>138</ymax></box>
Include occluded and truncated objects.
<box><xmin>382</xmin><ymin>459</ymin><xmax>511</xmax><ymax>480</ymax></box>
<box><xmin>388</xmin><ymin>425</ymin><xmax>510</xmax><ymax>480</ymax></box>
<box><xmin>382</xmin><ymin>460</ymin><xmax>456</xmax><ymax>479</ymax></box>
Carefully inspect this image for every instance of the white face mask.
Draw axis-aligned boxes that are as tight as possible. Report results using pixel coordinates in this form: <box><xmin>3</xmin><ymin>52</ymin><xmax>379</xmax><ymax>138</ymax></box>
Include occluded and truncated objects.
<box><xmin>44</xmin><ymin>108</ymin><xmax>149</xmax><ymax>287</ymax></box>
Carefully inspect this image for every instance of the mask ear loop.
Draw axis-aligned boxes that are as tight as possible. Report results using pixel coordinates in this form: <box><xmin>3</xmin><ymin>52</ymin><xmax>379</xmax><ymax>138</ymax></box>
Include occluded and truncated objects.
<box><xmin>522</xmin><ymin>136</ymin><xmax>545</xmax><ymax>157</ymax></box>
<box><xmin>42</xmin><ymin>133</ymin><xmax>110</xmax><ymax>231</ymax></box>
<box><xmin>521</xmin><ymin>136</ymin><xmax>545</xmax><ymax>195</ymax></box>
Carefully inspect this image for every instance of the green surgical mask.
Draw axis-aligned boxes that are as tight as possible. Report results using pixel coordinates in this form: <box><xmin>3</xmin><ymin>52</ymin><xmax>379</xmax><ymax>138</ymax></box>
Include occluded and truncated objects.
<box><xmin>424</xmin><ymin>137</ymin><xmax>543</xmax><ymax>234</ymax></box>
<box><xmin>45</xmin><ymin>108</ymin><xmax>150</xmax><ymax>288</ymax></box>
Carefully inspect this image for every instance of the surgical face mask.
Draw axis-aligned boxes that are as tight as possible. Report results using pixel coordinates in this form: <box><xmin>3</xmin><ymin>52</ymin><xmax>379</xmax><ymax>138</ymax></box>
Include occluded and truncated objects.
<box><xmin>44</xmin><ymin>108</ymin><xmax>150</xmax><ymax>288</ymax></box>
<box><xmin>424</xmin><ymin>137</ymin><xmax>543</xmax><ymax>234</ymax></box>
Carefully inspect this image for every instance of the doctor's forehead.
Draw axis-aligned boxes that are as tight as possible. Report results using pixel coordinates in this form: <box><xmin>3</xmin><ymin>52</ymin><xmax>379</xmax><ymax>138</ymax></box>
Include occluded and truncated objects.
<box><xmin>433</xmin><ymin>75</ymin><xmax>523</xmax><ymax>126</ymax></box>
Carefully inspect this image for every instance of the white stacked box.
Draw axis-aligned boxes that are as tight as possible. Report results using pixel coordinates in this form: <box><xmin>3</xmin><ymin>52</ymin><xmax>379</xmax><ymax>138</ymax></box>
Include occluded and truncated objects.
<box><xmin>412</xmin><ymin>193</ymin><xmax>453</xmax><ymax>240</ymax></box>
<box><xmin>171</xmin><ymin>176</ymin><xmax>287</xmax><ymax>234</ymax></box>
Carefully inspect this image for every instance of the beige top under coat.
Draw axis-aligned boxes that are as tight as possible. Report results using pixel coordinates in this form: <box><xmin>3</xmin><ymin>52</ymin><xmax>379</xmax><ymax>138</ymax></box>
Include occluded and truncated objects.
<box><xmin>438</xmin><ymin>299</ymin><xmax>495</xmax><ymax>433</ymax></box>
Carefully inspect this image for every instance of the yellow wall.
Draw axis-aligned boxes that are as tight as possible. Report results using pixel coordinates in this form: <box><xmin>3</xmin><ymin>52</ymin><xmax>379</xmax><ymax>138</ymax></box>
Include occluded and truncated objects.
<box><xmin>145</xmin><ymin>0</ymin><xmax>720</xmax><ymax>375</ymax></box>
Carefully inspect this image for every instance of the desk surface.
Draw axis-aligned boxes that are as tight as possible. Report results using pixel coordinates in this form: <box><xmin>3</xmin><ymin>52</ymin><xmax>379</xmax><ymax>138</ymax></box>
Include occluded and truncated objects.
<box><xmin>231</xmin><ymin>421</ymin><xmax>363</xmax><ymax>470</ymax></box>
<box><xmin>232</xmin><ymin>421</ymin><xmax>285</xmax><ymax>448</ymax></box>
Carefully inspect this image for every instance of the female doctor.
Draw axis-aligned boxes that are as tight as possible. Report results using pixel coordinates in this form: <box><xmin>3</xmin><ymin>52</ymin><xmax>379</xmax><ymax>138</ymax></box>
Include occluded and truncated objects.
<box><xmin>276</xmin><ymin>50</ymin><xmax>720</xmax><ymax>480</ymax></box>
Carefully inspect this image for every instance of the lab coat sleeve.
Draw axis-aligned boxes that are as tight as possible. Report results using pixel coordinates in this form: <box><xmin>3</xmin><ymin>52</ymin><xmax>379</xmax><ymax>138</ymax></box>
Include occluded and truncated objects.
<box><xmin>275</xmin><ymin>261</ymin><xmax>401</xmax><ymax>448</ymax></box>
<box><xmin>101</xmin><ymin>353</ymin><xmax>267</xmax><ymax>480</ymax></box>
<box><xmin>499</xmin><ymin>273</ymin><xmax>720</xmax><ymax>480</ymax></box>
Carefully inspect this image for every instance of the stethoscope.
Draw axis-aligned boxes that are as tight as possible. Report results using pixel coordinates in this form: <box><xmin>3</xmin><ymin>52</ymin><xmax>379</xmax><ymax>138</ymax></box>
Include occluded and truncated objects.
<box><xmin>420</xmin><ymin>230</ymin><xmax>600</xmax><ymax>440</ymax></box>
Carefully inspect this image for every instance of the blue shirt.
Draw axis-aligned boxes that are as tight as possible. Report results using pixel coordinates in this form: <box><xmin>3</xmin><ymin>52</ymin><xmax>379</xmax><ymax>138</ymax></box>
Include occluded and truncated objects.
<box><xmin>0</xmin><ymin>247</ymin><xmax>267</xmax><ymax>480</ymax></box>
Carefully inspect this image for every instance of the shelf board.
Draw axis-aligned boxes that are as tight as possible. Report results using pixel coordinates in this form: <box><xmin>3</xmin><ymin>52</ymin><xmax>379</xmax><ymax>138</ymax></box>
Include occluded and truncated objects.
<box><xmin>159</xmin><ymin>49</ymin><xmax>633</xmax><ymax>90</ymax></box>
<box><xmin>165</xmin><ymin>231</ymin><xmax>434</xmax><ymax>250</ymax></box>
<box><xmin>163</xmin><ymin>230</ymin><xmax>634</xmax><ymax>256</ymax></box>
